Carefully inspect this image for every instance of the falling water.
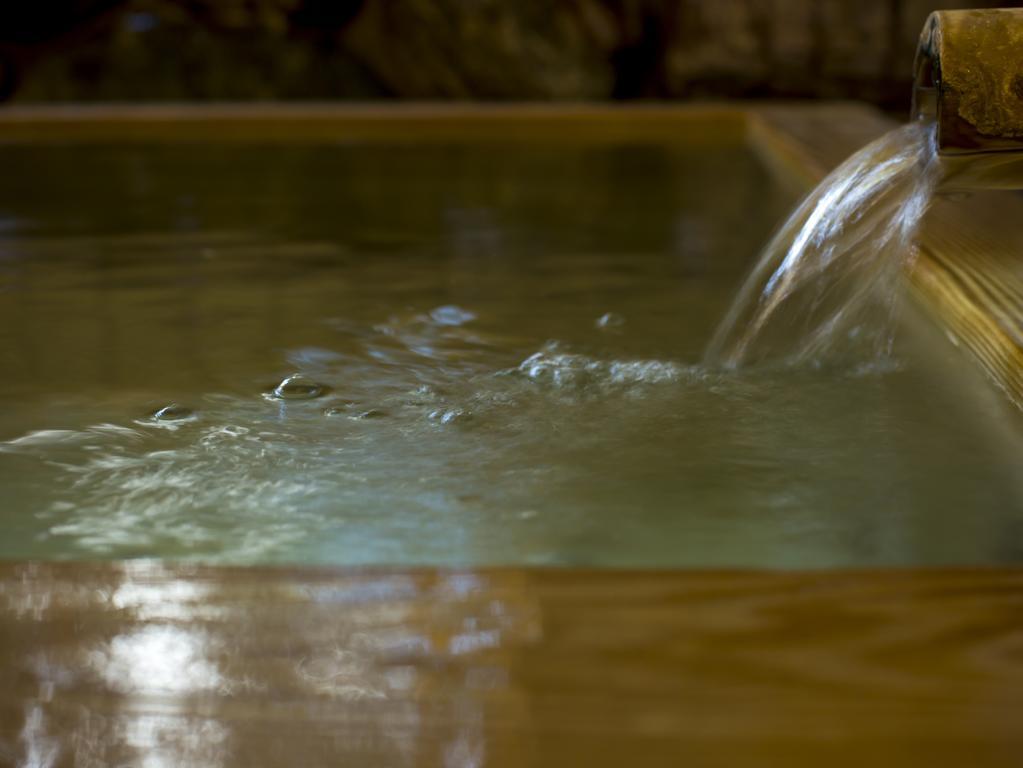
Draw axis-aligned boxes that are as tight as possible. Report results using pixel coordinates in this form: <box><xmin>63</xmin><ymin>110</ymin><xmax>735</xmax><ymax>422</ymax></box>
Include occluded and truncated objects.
<box><xmin>705</xmin><ymin>120</ymin><xmax>942</xmax><ymax>368</ymax></box>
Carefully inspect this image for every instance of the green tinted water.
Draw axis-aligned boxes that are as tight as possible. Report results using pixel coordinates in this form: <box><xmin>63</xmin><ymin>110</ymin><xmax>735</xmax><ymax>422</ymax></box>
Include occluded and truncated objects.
<box><xmin>0</xmin><ymin>140</ymin><xmax>1020</xmax><ymax>567</ymax></box>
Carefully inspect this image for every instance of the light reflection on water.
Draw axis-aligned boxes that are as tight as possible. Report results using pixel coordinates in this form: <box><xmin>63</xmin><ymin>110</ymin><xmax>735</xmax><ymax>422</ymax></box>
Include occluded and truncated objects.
<box><xmin>0</xmin><ymin>141</ymin><xmax>1021</xmax><ymax>567</ymax></box>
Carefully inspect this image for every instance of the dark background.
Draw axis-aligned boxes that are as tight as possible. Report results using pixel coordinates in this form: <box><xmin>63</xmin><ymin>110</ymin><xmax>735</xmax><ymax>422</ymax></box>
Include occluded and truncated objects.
<box><xmin>0</xmin><ymin>1</ymin><xmax>1019</xmax><ymax>109</ymax></box>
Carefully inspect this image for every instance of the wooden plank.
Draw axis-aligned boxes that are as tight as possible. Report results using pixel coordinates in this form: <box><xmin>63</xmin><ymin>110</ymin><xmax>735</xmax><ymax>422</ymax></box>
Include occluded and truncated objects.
<box><xmin>3</xmin><ymin>562</ymin><xmax>1023</xmax><ymax>767</ymax></box>
<box><xmin>910</xmin><ymin>195</ymin><xmax>1023</xmax><ymax>408</ymax></box>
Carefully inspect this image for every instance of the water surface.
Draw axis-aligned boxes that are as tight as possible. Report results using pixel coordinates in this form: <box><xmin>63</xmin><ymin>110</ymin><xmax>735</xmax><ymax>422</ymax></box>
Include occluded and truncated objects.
<box><xmin>0</xmin><ymin>140</ymin><xmax>1020</xmax><ymax>567</ymax></box>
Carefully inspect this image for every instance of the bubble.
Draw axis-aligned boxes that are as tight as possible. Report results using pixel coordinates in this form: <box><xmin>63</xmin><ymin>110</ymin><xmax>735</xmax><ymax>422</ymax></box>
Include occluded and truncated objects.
<box><xmin>151</xmin><ymin>404</ymin><xmax>195</xmax><ymax>422</ymax></box>
<box><xmin>266</xmin><ymin>374</ymin><xmax>329</xmax><ymax>401</ymax></box>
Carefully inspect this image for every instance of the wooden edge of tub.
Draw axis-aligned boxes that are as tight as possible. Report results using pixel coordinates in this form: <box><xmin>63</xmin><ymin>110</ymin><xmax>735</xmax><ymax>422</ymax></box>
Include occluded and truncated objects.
<box><xmin>3</xmin><ymin>560</ymin><xmax>1023</xmax><ymax>766</ymax></box>
<box><xmin>750</xmin><ymin>105</ymin><xmax>1023</xmax><ymax>411</ymax></box>
<box><xmin>0</xmin><ymin>102</ymin><xmax>749</xmax><ymax>143</ymax></box>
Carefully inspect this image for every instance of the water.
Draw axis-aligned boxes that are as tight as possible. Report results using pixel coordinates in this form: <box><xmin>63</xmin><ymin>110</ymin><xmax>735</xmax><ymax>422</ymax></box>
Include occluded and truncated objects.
<box><xmin>706</xmin><ymin>121</ymin><xmax>941</xmax><ymax>367</ymax></box>
<box><xmin>1</xmin><ymin>137</ymin><xmax>1022</xmax><ymax>568</ymax></box>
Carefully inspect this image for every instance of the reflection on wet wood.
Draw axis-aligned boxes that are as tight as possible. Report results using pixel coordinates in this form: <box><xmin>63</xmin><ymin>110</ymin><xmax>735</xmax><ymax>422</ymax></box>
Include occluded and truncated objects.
<box><xmin>2</xmin><ymin>562</ymin><xmax>1023</xmax><ymax>766</ymax></box>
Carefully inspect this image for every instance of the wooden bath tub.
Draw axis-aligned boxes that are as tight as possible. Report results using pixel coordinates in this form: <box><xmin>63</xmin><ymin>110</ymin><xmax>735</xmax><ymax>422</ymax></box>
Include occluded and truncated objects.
<box><xmin>0</xmin><ymin>104</ymin><xmax>1021</xmax><ymax>767</ymax></box>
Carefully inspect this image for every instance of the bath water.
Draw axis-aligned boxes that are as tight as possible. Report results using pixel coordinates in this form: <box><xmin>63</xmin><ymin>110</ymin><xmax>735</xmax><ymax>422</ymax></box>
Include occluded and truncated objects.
<box><xmin>0</xmin><ymin>137</ymin><xmax>1021</xmax><ymax>568</ymax></box>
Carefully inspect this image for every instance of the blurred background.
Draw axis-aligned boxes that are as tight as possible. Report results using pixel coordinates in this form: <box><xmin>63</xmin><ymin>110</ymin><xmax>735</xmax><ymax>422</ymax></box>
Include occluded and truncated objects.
<box><xmin>0</xmin><ymin>1</ymin><xmax>1019</xmax><ymax>109</ymax></box>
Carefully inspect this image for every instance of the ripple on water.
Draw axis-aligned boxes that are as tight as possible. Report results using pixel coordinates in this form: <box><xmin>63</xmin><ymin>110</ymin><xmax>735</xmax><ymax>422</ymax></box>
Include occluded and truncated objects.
<box><xmin>323</xmin><ymin>400</ymin><xmax>357</xmax><ymax>417</ymax></box>
<box><xmin>428</xmin><ymin>408</ymin><xmax>468</xmax><ymax>425</ymax></box>
<box><xmin>13</xmin><ymin>336</ymin><xmax>711</xmax><ymax>564</ymax></box>
<box><xmin>44</xmin><ymin>423</ymin><xmax>334</xmax><ymax>561</ymax></box>
<box><xmin>151</xmin><ymin>404</ymin><xmax>196</xmax><ymax>422</ymax></box>
<box><xmin>350</xmin><ymin>409</ymin><xmax>388</xmax><ymax>420</ymax></box>
<box><xmin>265</xmin><ymin>374</ymin><xmax>330</xmax><ymax>401</ymax></box>
<box><xmin>1</xmin><ymin>424</ymin><xmax>146</xmax><ymax>454</ymax></box>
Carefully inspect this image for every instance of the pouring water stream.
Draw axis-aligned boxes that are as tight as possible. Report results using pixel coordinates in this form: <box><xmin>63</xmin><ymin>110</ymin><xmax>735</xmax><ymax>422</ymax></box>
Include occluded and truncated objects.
<box><xmin>706</xmin><ymin>120</ymin><xmax>941</xmax><ymax>368</ymax></box>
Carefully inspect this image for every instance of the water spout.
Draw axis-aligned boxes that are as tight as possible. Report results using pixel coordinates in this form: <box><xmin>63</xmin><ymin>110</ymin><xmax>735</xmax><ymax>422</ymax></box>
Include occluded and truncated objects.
<box><xmin>707</xmin><ymin>9</ymin><xmax>1023</xmax><ymax>368</ymax></box>
<box><xmin>913</xmin><ymin>9</ymin><xmax>1023</xmax><ymax>189</ymax></box>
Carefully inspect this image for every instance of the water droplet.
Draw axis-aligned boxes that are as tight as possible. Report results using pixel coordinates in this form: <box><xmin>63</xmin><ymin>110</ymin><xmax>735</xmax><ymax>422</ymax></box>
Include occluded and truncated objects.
<box><xmin>266</xmin><ymin>374</ymin><xmax>328</xmax><ymax>401</ymax></box>
<box><xmin>151</xmin><ymin>404</ymin><xmax>194</xmax><ymax>422</ymax></box>
<box><xmin>596</xmin><ymin>312</ymin><xmax>625</xmax><ymax>330</ymax></box>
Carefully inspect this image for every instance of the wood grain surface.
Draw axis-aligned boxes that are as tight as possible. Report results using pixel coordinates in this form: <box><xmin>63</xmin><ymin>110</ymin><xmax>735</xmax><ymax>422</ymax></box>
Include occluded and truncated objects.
<box><xmin>3</xmin><ymin>562</ymin><xmax>1023</xmax><ymax>767</ymax></box>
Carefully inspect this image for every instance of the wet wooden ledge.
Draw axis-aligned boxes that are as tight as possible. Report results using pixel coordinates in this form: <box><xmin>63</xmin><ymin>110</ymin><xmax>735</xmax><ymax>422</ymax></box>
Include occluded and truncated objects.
<box><xmin>4</xmin><ymin>561</ymin><xmax>1023</xmax><ymax>767</ymax></box>
<box><xmin>0</xmin><ymin>102</ymin><xmax>749</xmax><ymax>143</ymax></box>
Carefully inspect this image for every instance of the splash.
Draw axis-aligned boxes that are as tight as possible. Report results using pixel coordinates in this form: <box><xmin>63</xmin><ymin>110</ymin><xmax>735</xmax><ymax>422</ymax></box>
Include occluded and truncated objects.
<box><xmin>706</xmin><ymin>121</ymin><xmax>941</xmax><ymax>368</ymax></box>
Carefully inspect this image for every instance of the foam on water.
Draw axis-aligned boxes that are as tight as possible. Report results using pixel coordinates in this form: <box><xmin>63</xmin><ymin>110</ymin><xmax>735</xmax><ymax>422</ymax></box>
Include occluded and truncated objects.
<box><xmin>515</xmin><ymin>342</ymin><xmax>693</xmax><ymax>394</ymax></box>
<box><xmin>706</xmin><ymin>121</ymin><xmax>941</xmax><ymax>367</ymax></box>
